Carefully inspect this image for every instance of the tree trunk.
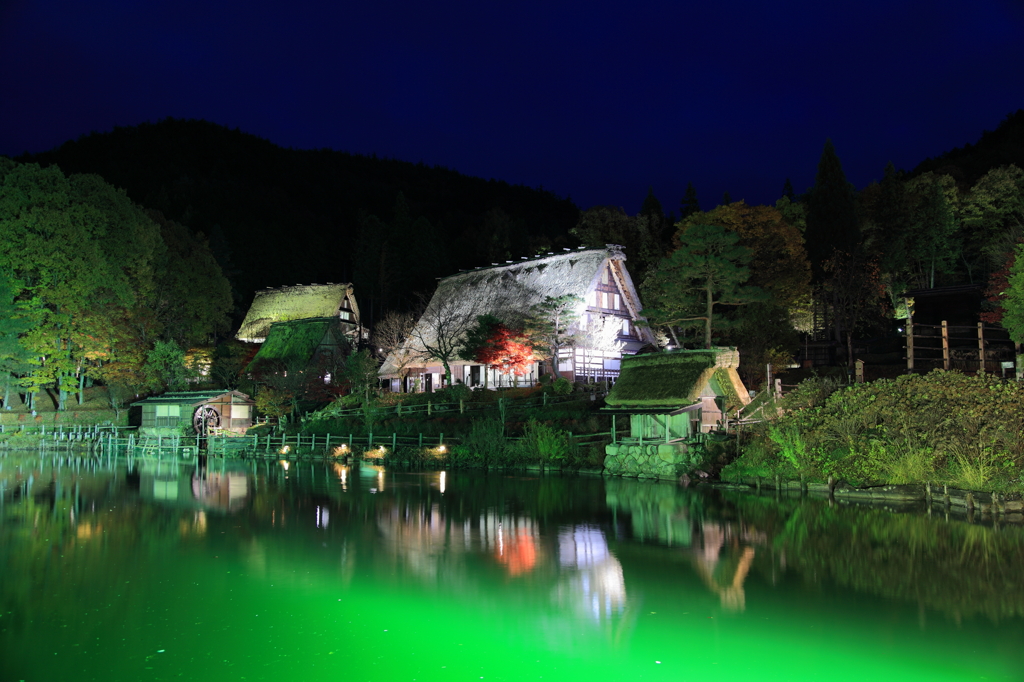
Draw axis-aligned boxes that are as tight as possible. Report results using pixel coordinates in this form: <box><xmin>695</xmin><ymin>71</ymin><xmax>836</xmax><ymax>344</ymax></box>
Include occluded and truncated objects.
<box><xmin>549</xmin><ymin>343</ymin><xmax>562</xmax><ymax>379</ymax></box>
<box><xmin>704</xmin><ymin>282</ymin><xmax>714</xmax><ymax>349</ymax></box>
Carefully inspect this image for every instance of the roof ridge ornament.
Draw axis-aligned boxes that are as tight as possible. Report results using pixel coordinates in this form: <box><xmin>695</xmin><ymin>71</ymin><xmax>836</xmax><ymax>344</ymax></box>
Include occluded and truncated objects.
<box><xmin>605</xmin><ymin>244</ymin><xmax>626</xmax><ymax>260</ymax></box>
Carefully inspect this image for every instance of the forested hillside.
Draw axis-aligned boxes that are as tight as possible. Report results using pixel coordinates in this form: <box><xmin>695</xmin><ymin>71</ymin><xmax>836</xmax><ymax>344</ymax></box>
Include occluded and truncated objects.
<box><xmin>911</xmin><ymin>110</ymin><xmax>1024</xmax><ymax>186</ymax></box>
<box><xmin>23</xmin><ymin>118</ymin><xmax>581</xmax><ymax>324</ymax></box>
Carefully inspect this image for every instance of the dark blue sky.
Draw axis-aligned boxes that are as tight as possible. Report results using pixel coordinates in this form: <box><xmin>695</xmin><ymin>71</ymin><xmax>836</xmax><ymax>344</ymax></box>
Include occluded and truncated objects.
<box><xmin>1</xmin><ymin>0</ymin><xmax>1022</xmax><ymax>214</ymax></box>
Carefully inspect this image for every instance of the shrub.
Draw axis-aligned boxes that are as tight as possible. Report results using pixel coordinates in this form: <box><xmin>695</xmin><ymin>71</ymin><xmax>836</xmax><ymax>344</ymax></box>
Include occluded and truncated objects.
<box><xmin>551</xmin><ymin>377</ymin><xmax>572</xmax><ymax>395</ymax></box>
<box><xmin>456</xmin><ymin>418</ymin><xmax>507</xmax><ymax>464</ymax></box>
<box><xmin>519</xmin><ymin>418</ymin><xmax>576</xmax><ymax>463</ymax></box>
<box><xmin>735</xmin><ymin>370</ymin><xmax>1024</xmax><ymax>489</ymax></box>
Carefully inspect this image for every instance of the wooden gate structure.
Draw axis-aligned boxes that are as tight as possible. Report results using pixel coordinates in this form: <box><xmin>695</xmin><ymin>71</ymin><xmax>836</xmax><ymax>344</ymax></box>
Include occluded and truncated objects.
<box><xmin>905</xmin><ymin>318</ymin><xmax>1017</xmax><ymax>374</ymax></box>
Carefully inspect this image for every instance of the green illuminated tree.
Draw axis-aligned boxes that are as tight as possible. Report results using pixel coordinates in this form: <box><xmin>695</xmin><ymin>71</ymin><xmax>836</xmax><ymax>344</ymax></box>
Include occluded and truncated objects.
<box><xmin>147</xmin><ymin>211</ymin><xmax>232</xmax><ymax>346</ymax></box>
<box><xmin>961</xmin><ymin>165</ymin><xmax>1024</xmax><ymax>282</ymax></box>
<box><xmin>524</xmin><ymin>295</ymin><xmax>583</xmax><ymax>379</ymax></box>
<box><xmin>1001</xmin><ymin>243</ymin><xmax>1024</xmax><ymax>348</ymax></box>
<box><xmin>343</xmin><ymin>349</ymin><xmax>381</xmax><ymax>405</ymax></box>
<box><xmin>677</xmin><ymin>201</ymin><xmax>810</xmax><ymax>310</ymax></box>
<box><xmin>908</xmin><ymin>177</ymin><xmax>958</xmax><ymax>288</ymax></box>
<box><xmin>0</xmin><ymin>269</ymin><xmax>33</xmax><ymax>409</ymax></box>
<box><xmin>642</xmin><ymin>223</ymin><xmax>765</xmax><ymax>349</ymax></box>
<box><xmin>145</xmin><ymin>340</ymin><xmax>194</xmax><ymax>392</ymax></box>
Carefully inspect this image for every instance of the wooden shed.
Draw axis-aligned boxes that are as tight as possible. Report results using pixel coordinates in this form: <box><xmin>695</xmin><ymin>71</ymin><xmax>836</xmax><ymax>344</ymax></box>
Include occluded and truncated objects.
<box><xmin>132</xmin><ymin>390</ymin><xmax>255</xmax><ymax>436</ymax></box>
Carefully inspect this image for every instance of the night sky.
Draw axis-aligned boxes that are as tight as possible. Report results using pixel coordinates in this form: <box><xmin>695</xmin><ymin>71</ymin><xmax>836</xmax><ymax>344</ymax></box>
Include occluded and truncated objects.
<box><xmin>2</xmin><ymin>1</ymin><xmax>1022</xmax><ymax>213</ymax></box>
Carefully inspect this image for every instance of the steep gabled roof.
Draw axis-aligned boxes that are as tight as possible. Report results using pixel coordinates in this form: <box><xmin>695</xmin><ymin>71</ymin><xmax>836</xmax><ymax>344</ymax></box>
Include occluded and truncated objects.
<box><xmin>380</xmin><ymin>245</ymin><xmax>654</xmax><ymax>377</ymax></box>
<box><xmin>604</xmin><ymin>348</ymin><xmax>749</xmax><ymax>410</ymax></box>
<box><xmin>246</xmin><ymin>318</ymin><xmax>344</xmax><ymax>371</ymax></box>
<box><xmin>236</xmin><ymin>283</ymin><xmax>359</xmax><ymax>342</ymax></box>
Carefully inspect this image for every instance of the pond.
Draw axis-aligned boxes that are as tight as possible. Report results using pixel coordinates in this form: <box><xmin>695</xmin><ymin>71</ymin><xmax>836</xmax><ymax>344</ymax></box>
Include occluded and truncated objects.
<box><xmin>2</xmin><ymin>452</ymin><xmax>1023</xmax><ymax>682</ymax></box>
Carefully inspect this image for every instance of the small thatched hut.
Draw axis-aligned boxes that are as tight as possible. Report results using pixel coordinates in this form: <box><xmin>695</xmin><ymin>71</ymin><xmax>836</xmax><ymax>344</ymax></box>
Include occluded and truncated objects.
<box><xmin>380</xmin><ymin>245</ymin><xmax>656</xmax><ymax>391</ymax></box>
<box><xmin>602</xmin><ymin>348</ymin><xmax>750</xmax><ymax>479</ymax></box>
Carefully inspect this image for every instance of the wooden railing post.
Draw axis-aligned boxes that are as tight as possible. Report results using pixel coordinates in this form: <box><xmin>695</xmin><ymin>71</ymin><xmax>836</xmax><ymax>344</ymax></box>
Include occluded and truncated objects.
<box><xmin>978</xmin><ymin>322</ymin><xmax>985</xmax><ymax>372</ymax></box>
<box><xmin>906</xmin><ymin>314</ymin><xmax>914</xmax><ymax>371</ymax></box>
<box><xmin>942</xmin><ymin>320</ymin><xmax>950</xmax><ymax>370</ymax></box>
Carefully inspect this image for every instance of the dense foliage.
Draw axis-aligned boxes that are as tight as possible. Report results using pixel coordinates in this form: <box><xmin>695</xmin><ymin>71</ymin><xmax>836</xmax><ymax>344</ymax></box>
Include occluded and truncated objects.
<box><xmin>725</xmin><ymin>371</ymin><xmax>1024</xmax><ymax>490</ymax></box>
<box><xmin>0</xmin><ymin>159</ymin><xmax>231</xmax><ymax>408</ymax></box>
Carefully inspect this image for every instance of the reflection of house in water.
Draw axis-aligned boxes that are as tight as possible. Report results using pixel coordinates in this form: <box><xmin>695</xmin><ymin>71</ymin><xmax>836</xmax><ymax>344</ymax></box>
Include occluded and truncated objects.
<box><xmin>604</xmin><ymin>477</ymin><xmax>696</xmax><ymax>546</ymax></box>
<box><xmin>141</xmin><ymin>465</ymin><xmax>250</xmax><ymax>513</ymax></box>
<box><xmin>693</xmin><ymin>521</ymin><xmax>756</xmax><ymax>612</ymax></box>
<box><xmin>192</xmin><ymin>472</ymin><xmax>249</xmax><ymax>512</ymax></box>
<box><xmin>602</xmin><ymin>477</ymin><xmax>759</xmax><ymax>611</ymax></box>
<box><xmin>375</xmin><ymin>490</ymin><xmax>544</xmax><ymax>583</ymax></box>
<box><xmin>555</xmin><ymin>525</ymin><xmax>628</xmax><ymax>623</ymax></box>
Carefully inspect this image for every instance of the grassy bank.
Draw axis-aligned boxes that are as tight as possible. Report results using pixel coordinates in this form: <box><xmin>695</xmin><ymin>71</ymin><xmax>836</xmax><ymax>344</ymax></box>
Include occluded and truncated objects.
<box><xmin>1</xmin><ymin>385</ymin><xmax>125</xmax><ymax>426</ymax></box>
<box><xmin>281</xmin><ymin>384</ymin><xmax>611</xmax><ymax>469</ymax></box>
<box><xmin>723</xmin><ymin>370</ymin><xmax>1024</xmax><ymax>491</ymax></box>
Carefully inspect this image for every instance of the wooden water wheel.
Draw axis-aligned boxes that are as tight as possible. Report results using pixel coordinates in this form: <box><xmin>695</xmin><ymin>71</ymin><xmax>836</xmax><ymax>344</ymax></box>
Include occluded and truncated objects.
<box><xmin>193</xmin><ymin>405</ymin><xmax>221</xmax><ymax>436</ymax></box>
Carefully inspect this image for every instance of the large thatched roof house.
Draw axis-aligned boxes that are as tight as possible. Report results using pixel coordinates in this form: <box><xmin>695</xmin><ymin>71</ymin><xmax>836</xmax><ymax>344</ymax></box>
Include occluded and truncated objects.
<box><xmin>380</xmin><ymin>245</ymin><xmax>656</xmax><ymax>391</ymax></box>
<box><xmin>236</xmin><ymin>283</ymin><xmax>362</xmax><ymax>343</ymax></box>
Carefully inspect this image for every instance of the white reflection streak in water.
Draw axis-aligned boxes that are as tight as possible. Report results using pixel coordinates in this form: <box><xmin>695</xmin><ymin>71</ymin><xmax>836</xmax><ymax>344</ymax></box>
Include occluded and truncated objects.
<box><xmin>315</xmin><ymin>505</ymin><xmax>329</xmax><ymax>529</ymax></box>
<box><xmin>556</xmin><ymin>525</ymin><xmax>627</xmax><ymax>623</ymax></box>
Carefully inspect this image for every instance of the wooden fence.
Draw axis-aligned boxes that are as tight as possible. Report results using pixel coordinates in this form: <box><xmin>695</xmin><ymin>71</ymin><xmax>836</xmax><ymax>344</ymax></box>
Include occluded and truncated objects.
<box><xmin>905</xmin><ymin>321</ymin><xmax>1016</xmax><ymax>373</ymax></box>
<box><xmin>306</xmin><ymin>391</ymin><xmax>605</xmax><ymax>422</ymax></box>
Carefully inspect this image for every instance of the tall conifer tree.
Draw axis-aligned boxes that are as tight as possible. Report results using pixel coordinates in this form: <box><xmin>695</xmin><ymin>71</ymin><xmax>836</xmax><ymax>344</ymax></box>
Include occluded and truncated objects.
<box><xmin>680</xmin><ymin>183</ymin><xmax>701</xmax><ymax>220</ymax></box>
<box><xmin>805</xmin><ymin>139</ymin><xmax>861</xmax><ymax>278</ymax></box>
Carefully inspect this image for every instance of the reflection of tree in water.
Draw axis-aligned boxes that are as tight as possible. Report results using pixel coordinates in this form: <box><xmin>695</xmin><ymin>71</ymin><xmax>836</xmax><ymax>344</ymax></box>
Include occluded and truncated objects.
<box><xmin>0</xmin><ymin>456</ymin><xmax>201</xmax><ymax>647</ymax></box>
<box><xmin>724</xmin><ymin>493</ymin><xmax>1024</xmax><ymax>624</ymax></box>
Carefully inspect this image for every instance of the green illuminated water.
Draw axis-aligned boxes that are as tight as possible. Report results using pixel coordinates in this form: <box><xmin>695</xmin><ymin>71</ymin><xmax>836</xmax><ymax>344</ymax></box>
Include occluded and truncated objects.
<box><xmin>2</xmin><ymin>453</ymin><xmax>1023</xmax><ymax>681</ymax></box>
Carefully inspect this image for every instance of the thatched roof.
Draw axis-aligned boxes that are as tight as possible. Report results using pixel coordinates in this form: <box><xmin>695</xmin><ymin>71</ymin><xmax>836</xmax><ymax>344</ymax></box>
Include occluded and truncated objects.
<box><xmin>246</xmin><ymin>318</ymin><xmax>343</xmax><ymax>371</ymax></box>
<box><xmin>380</xmin><ymin>245</ymin><xmax>653</xmax><ymax>377</ymax></box>
<box><xmin>236</xmin><ymin>283</ymin><xmax>359</xmax><ymax>342</ymax></box>
<box><xmin>604</xmin><ymin>348</ymin><xmax>749</xmax><ymax>410</ymax></box>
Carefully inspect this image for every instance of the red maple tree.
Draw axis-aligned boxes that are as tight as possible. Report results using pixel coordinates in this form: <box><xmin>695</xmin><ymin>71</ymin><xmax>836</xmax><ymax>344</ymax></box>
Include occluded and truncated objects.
<box><xmin>476</xmin><ymin>324</ymin><xmax>535</xmax><ymax>377</ymax></box>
